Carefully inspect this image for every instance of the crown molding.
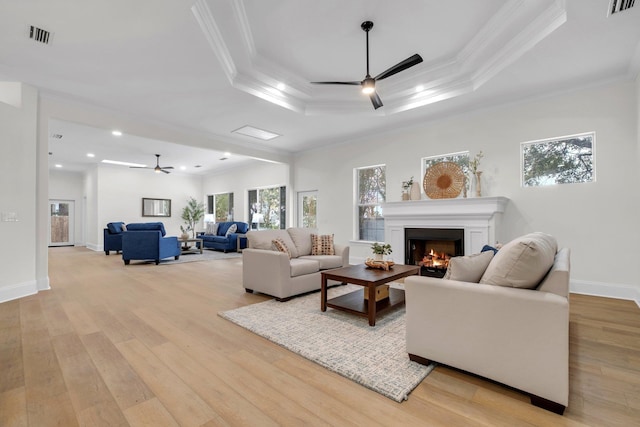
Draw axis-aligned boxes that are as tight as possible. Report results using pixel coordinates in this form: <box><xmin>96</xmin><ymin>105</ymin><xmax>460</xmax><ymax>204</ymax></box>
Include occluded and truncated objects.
<box><xmin>192</xmin><ymin>0</ymin><xmax>567</xmax><ymax>116</ymax></box>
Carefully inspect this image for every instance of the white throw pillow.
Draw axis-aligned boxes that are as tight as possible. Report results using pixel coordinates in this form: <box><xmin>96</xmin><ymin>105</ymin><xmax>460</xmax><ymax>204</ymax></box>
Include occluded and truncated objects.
<box><xmin>443</xmin><ymin>250</ymin><xmax>494</xmax><ymax>283</ymax></box>
<box><xmin>479</xmin><ymin>232</ymin><xmax>557</xmax><ymax>289</ymax></box>
<box><xmin>225</xmin><ymin>223</ymin><xmax>237</xmax><ymax>237</ymax></box>
<box><xmin>205</xmin><ymin>222</ymin><xmax>218</xmax><ymax>236</ymax></box>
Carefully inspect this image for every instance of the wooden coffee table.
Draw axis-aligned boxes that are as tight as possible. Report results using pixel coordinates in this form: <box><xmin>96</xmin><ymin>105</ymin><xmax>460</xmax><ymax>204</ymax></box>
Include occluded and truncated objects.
<box><xmin>178</xmin><ymin>237</ymin><xmax>203</xmax><ymax>254</ymax></box>
<box><xmin>321</xmin><ymin>264</ymin><xmax>420</xmax><ymax>326</ymax></box>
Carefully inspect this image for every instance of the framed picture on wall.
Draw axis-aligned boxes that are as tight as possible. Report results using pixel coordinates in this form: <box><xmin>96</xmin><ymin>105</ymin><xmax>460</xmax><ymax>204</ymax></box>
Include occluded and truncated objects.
<box><xmin>142</xmin><ymin>198</ymin><xmax>171</xmax><ymax>217</ymax></box>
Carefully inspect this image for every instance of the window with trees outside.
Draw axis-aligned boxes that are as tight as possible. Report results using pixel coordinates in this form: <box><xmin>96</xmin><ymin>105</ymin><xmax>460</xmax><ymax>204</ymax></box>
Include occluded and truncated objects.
<box><xmin>248</xmin><ymin>186</ymin><xmax>286</xmax><ymax>230</ymax></box>
<box><xmin>521</xmin><ymin>132</ymin><xmax>595</xmax><ymax>187</ymax></box>
<box><xmin>356</xmin><ymin>165</ymin><xmax>386</xmax><ymax>242</ymax></box>
<box><xmin>207</xmin><ymin>193</ymin><xmax>234</xmax><ymax>222</ymax></box>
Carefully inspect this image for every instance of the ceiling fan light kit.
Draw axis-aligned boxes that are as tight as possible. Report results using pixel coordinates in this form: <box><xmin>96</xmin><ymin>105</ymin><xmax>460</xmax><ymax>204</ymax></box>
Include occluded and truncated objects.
<box><xmin>130</xmin><ymin>154</ymin><xmax>174</xmax><ymax>174</ymax></box>
<box><xmin>311</xmin><ymin>21</ymin><xmax>423</xmax><ymax>110</ymax></box>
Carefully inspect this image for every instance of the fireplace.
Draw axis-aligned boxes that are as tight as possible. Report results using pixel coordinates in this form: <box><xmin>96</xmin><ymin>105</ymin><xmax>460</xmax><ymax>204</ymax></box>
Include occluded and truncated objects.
<box><xmin>405</xmin><ymin>228</ymin><xmax>464</xmax><ymax>278</ymax></box>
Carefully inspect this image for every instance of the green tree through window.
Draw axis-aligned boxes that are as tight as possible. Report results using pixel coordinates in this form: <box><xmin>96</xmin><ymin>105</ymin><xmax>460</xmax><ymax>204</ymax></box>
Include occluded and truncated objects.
<box><xmin>522</xmin><ymin>133</ymin><xmax>594</xmax><ymax>187</ymax></box>
<box><xmin>357</xmin><ymin>165</ymin><xmax>386</xmax><ymax>241</ymax></box>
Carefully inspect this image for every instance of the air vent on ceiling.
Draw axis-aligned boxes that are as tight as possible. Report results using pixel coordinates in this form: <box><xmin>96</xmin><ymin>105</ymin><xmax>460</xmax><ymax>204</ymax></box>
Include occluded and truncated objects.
<box><xmin>219</xmin><ymin>157</ymin><xmax>228</xmax><ymax>161</ymax></box>
<box><xmin>51</xmin><ymin>133</ymin><xmax>63</xmax><ymax>139</ymax></box>
<box><xmin>609</xmin><ymin>0</ymin><xmax>635</xmax><ymax>15</ymax></box>
<box><xmin>29</xmin><ymin>25</ymin><xmax>52</xmax><ymax>44</ymax></box>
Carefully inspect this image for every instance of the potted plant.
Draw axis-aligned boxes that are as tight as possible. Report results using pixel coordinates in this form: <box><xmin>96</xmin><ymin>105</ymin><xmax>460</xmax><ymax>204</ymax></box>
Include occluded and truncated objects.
<box><xmin>371</xmin><ymin>242</ymin><xmax>392</xmax><ymax>261</ymax></box>
<box><xmin>401</xmin><ymin>176</ymin><xmax>413</xmax><ymax>201</ymax></box>
<box><xmin>181</xmin><ymin>197</ymin><xmax>205</xmax><ymax>238</ymax></box>
<box><xmin>468</xmin><ymin>151</ymin><xmax>484</xmax><ymax>197</ymax></box>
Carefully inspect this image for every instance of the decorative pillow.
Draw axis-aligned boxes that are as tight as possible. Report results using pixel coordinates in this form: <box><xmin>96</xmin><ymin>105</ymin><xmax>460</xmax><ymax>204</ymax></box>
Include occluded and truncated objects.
<box><xmin>272</xmin><ymin>238</ymin><xmax>292</xmax><ymax>259</ymax></box>
<box><xmin>107</xmin><ymin>222</ymin><xmax>125</xmax><ymax>234</ymax></box>
<box><xmin>225</xmin><ymin>223</ymin><xmax>238</xmax><ymax>237</ymax></box>
<box><xmin>205</xmin><ymin>222</ymin><xmax>218</xmax><ymax>236</ymax></box>
<box><xmin>481</xmin><ymin>245</ymin><xmax>498</xmax><ymax>255</ymax></box>
<box><xmin>443</xmin><ymin>250</ymin><xmax>494</xmax><ymax>283</ymax></box>
<box><xmin>479</xmin><ymin>232</ymin><xmax>557</xmax><ymax>289</ymax></box>
<box><xmin>121</xmin><ymin>224</ymin><xmax>127</xmax><ymax>231</ymax></box>
<box><xmin>311</xmin><ymin>234</ymin><xmax>335</xmax><ymax>255</ymax></box>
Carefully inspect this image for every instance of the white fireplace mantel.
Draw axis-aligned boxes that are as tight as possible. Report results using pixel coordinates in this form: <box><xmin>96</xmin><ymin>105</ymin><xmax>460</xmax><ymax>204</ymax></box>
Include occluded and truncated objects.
<box><xmin>382</xmin><ymin>196</ymin><xmax>509</xmax><ymax>264</ymax></box>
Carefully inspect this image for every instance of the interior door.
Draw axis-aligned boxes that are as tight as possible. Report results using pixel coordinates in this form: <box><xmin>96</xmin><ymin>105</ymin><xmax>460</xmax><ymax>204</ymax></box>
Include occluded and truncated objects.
<box><xmin>49</xmin><ymin>200</ymin><xmax>75</xmax><ymax>247</ymax></box>
<box><xmin>297</xmin><ymin>191</ymin><xmax>318</xmax><ymax>228</ymax></box>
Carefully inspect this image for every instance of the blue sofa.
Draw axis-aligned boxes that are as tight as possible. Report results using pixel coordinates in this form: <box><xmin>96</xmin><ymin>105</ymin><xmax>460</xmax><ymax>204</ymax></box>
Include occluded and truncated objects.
<box><xmin>104</xmin><ymin>222</ymin><xmax>126</xmax><ymax>255</ymax></box>
<box><xmin>197</xmin><ymin>221</ymin><xmax>249</xmax><ymax>252</ymax></box>
<box><xmin>121</xmin><ymin>222</ymin><xmax>181</xmax><ymax>265</ymax></box>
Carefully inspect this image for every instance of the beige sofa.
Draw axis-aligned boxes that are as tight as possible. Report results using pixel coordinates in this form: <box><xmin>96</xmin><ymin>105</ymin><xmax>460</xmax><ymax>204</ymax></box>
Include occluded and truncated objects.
<box><xmin>405</xmin><ymin>233</ymin><xmax>570</xmax><ymax>414</ymax></box>
<box><xmin>243</xmin><ymin>228</ymin><xmax>349</xmax><ymax>301</ymax></box>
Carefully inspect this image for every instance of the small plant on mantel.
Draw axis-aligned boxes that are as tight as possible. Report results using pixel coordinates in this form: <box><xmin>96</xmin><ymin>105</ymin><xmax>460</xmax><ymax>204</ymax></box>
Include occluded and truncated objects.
<box><xmin>401</xmin><ymin>176</ymin><xmax>414</xmax><ymax>191</ymax></box>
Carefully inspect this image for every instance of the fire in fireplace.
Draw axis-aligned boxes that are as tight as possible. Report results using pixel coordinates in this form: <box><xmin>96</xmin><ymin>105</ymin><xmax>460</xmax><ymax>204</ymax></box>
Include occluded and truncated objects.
<box><xmin>405</xmin><ymin>228</ymin><xmax>464</xmax><ymax>278</ymax></box>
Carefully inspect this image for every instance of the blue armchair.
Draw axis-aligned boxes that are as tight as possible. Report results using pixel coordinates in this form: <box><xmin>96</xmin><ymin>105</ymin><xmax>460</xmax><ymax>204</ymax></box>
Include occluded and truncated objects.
<box><xmin>121</xmin><ymin>222</ymin><xmax>180</xmax><ymax>265</ymax></box>
<box><xmin>104</xmin><ymin>222</ymin><xmax>126</xmax><ymax>255</ymax></box>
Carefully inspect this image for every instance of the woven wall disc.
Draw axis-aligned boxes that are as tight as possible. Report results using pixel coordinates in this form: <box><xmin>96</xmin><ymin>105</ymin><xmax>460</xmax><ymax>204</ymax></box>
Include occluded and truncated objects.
<box><xmin>423</xmin><ymin>161</ymin><xmax>465</xmax><ymax>199</ymax></box>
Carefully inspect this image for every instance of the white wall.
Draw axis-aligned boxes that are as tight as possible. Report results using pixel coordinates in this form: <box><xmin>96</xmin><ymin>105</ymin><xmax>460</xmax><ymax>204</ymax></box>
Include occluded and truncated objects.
<box><xmin>0</xmin><ymin>83</ymin><xmax>39</xmax><ymax>302</ymax></box>
<box><xmin>293</xmin><ymin>80</ymin><xmax>640</xmax><ymax>296</ymax></box>
<box><xmin>92</xmin><ymin>166</ymin><xmax>203</xmax><ymax>249</ymax></box>
<box><xmin>49</xmin><ymin>169</ymin><xmax>85</xmax><ymax>245</ymax></box>
<box><xmin>202</xmin><ymin>161</ymin><xmax>290</xmax><ymax>225</ymax></box>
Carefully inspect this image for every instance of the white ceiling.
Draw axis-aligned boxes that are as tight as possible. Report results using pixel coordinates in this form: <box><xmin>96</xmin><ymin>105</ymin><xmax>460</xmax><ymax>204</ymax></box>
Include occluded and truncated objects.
<box><xmin>1</xmin><ymin>0</ymin><xmax>639</xmax><ymax>174</ymax></box>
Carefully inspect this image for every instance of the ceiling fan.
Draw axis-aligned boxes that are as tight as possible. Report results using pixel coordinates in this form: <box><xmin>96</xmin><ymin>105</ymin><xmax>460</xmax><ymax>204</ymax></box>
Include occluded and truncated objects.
<box><xmin>311</xmin><ymin>21</ymin><xmax>423</xmax><ymax>110</ymax></box>
<box><xmin>130</xmin><ymin>154</ymin><xmax>174</xmax><ymax>174</ymax></box>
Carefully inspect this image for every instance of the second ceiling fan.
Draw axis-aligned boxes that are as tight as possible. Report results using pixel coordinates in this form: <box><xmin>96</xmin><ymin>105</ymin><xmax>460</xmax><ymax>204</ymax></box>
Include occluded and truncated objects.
<box><xmin>311</xmin><ymin>21</ymin><xmax>423</xmax><ymax>109</ymax></box>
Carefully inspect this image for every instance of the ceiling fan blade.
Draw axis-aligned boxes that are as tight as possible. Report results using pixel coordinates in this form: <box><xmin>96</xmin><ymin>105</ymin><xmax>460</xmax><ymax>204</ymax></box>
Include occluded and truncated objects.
<box><xmin>310</xmin><ymin>81</ymin><xmax>361</xmax><ymax>85</ymax></box>
<box><xmin>374</xmin><ymin>54</ymin><xmax>423</xmax><ymax>81</ymax></box>
<box><xmin>161</xmin><ymin>169</ymin><xmax>170</xmax><ymax>174</ymax></box>
<box><xmin>129</xmin><ymin>166</ymin><xmax>151</xmax><ymax>169</ymax></box>
<box><xmin>370</xmin><ymin>91</ymin><xmax>383</xmax><ymax>110</ymax></box>
<box><xmin>162</xmin><ymin>166</ymin><xmax>174</xmax><ymax>170</ymax></box>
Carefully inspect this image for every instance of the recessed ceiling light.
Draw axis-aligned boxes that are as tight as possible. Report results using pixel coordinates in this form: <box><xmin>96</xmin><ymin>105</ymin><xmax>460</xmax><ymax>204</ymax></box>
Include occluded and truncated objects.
<box><xmin>180</xmin><ymin>166</ymin><xmax>187</xmax><ymax>170</ymax></box>
<box><xmin>111</xmin><ymin>130</ymin><xmax>122</xmax><ymax>136</ymax></box>
<box><xmin>87</xmin><ymin>153</ymin><xmax>95</xmax><ymax>158</ymax></box>
<box><xmin>415</xmin><ymin>85</ymin><xmax>424</xmax><ymax>93</ymax></box>
<box><xmin>224</xmin><ymin>152</ymin><xmax>231</xmax><ymax>157</ymax></box>
<box><xmin>54</xmin><ymin>164</ymin><xmax>62</xmax><ymax>168</ymax></box>
<box><xmin>101</xmin><ymin>159</ymin><xmax>146</xmax><ymax>167</ymax></box>
<box><xmin>232</xmin><ymin>125</ymin><xmax>280</xmax><ymax>141</ymax></box>
<box><xmin>276</xmin><ymin>83</ymin><xmax>285</xmax><ymax>91</ymax></box>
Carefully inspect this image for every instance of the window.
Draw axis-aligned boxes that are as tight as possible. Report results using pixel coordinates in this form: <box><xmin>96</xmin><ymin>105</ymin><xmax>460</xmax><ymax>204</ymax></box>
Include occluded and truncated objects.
<box><xmin>248</xmin><ymin>186</ymin><xmax>286</xmax><ymax>230</ymax></box>
<box><xmin>297</xmin><ymin>191</ymin><xmax>318</xmax><ymax>228</ymax></box>
<box><xmin>356</xmin><ymin>165</ymin><xmax>386</xmax><ymax>241</ymax></box>
<box><xmin>207</xmin><ymin>193</ymin><xmax>234</xmax><ymax>222</ymax></box>
<box><xmin>521</xmin><ymin>132</ymin><xmax>595</xmax><ymax>187</ymax></box>
<box><xmin>422</xmin><ymin>151</ymin><xmax>470</xmax><ymax>178</ymax></box>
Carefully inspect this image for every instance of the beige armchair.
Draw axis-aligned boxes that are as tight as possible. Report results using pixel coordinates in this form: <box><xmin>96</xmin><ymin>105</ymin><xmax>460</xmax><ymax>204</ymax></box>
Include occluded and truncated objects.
<box><xmin>405</xmin><ymin>233</ymin><xmax>570</xmax><ymax>414</ymax></box>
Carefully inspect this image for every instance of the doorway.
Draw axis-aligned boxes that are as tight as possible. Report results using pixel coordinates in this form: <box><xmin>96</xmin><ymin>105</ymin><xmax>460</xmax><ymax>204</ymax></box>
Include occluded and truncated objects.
<box><xmin>49</xmin><ymin>200</ymin><xmax>75</xmax><ymax>247</ymax></box>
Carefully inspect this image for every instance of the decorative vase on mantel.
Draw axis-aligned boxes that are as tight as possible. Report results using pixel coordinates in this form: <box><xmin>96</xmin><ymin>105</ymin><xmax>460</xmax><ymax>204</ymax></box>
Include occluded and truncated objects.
<box><xmin>474</xmin><ymin>171</ymin><xmax>483</xmax><ymax>197</ymax></box>
<box><xmin>410</xmin><ymin>181</ymin><xmax>421</xmax><ymax>200</ymax></box>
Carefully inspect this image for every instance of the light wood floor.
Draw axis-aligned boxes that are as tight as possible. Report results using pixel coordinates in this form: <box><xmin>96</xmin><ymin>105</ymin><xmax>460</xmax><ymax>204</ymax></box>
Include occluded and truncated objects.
<box><xmin>1</xmin><ymin>247</ymin><xmax>639</xmax><ymax>426</ymax></box>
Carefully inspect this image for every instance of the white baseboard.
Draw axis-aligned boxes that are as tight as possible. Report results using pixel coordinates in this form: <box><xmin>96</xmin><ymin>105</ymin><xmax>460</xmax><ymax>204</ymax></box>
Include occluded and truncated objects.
<box><xmin>0</xmin><ymin>280</ymin><xmax>38</xmax><ymax>304</ymax></box>
<box><xmin>37</xmin><ymin>276</ymin><xmax>50</xmax><ymax>291</ymax></box>
<box><xmin>86</xmin><ymin>243</ymin><xmax>101</xmax><ymax>252</ymax></box>
<box><xmin>571</xmin><ymin>279</ymin><xmax>640</xmax><ymax>308</ymax></box>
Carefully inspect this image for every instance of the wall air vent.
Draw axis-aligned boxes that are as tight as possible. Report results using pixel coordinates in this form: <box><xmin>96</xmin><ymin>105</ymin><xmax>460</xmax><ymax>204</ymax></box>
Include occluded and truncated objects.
<box><xmin>29</xmin><ymin>25</ymin><xmax>52</xmax><ymax>44</ymax></box>
<box><xmin>51</xmin><ymin>133</ymin><xmax>63</xmax><ymax>139</ymax></box>
<box><xmin>609</xmin><ymin>0</ymin><xmax>635</xmax><ymax>15</ymax></box>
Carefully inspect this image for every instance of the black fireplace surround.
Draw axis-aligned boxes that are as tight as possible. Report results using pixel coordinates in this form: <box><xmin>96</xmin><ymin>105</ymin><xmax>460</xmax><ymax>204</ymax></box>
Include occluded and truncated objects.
<box><xmin>405</xmin><ymin>228</ymin><xmax>464</xmax><ymax>278</ymax></box>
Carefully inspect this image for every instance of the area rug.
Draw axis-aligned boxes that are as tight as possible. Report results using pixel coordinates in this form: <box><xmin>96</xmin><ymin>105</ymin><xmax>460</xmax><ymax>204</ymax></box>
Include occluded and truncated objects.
<box><xmin>219</xmin><ymin>284</ymin><xmax>435</xmax><ymax>402</ymax></box>
<box><xmin>128</xmin><ymin>249</ymin><xmax>241</xmax><ymax>265</ymax></box>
